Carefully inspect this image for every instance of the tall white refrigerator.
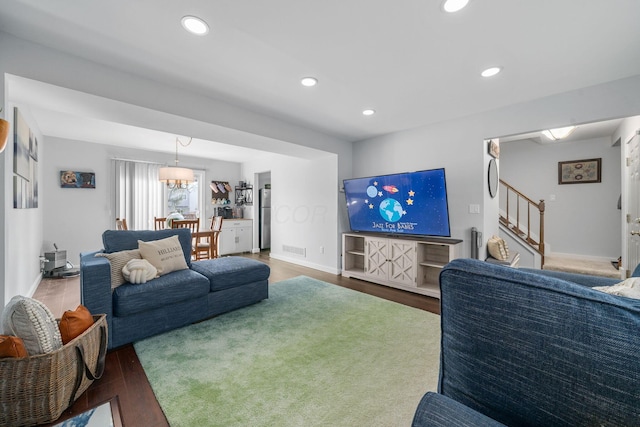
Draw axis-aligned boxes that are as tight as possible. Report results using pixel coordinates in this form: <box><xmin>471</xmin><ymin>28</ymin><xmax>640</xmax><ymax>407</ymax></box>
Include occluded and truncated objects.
<box><xmin>259</xmin><ymin>189</ymin><xmax>271</xmax><ymax>249</ymax></box>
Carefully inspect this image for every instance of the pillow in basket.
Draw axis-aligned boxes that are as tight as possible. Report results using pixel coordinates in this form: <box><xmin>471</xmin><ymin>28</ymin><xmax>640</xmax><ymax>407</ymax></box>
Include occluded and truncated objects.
<box><xmin>0</xmin><ymin>335</ymin><xmax>28</xmax><ymax>358</ymax></box>
<box><xmin>59</xmin><ymin>305</ymin><xmax>94</xmax><ymax>344</ymax></box>
<box><xmin>1</xmin><ymin>295</ymin><xmax>63</xmax><ymax>355</ymax></box>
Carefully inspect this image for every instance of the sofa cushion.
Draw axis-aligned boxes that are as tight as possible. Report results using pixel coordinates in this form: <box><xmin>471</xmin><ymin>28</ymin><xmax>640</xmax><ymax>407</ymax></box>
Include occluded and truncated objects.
<box><xmin>191</xmin><ymin>257</ymin><xmax>270</xmax><ymax>292</ymax></box>
<box><xmin>112</xmin><ymin>268</ymin><xmax>210</xmax><ymax>317</ymax></box>
<box><xmin>412</xmin><ymin>392</ymin><xmax>507</xmax><ymax>427</ymax></box>
<box><xmin>438</xmin><ymin>259</ymin><xmax>640</xmax><ymax>426</ymax></box>
<box><xmin>0</xmin><ymin>296</ymin><xmax>63</xmax><ymax>355</ymax></box>
<box><xmin>102</xmin><ymin>229</ymin><xmax>192</xmax><ymax>267</ymax></box>
<box><xmin>138</xmin><ymin>235</ymin><xmax>188</xmax><ymax>276</ymax></box>
<box><xmin>95</xmin><ymin>248</ymin><xmax>141</xmax><ymax>289</ymax></box>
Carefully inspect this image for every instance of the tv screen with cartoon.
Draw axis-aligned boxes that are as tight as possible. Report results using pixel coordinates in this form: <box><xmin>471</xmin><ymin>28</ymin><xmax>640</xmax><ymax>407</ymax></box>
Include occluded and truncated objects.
<box><xmin>343</xmin><ymin>168</ymin><xmax>451</xmax><ymax>237</ymax></box>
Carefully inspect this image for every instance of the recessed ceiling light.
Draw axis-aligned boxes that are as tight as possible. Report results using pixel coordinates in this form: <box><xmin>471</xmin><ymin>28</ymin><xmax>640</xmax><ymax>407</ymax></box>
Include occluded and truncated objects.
<box><xmin>362</xmin><ymin>109</ymin><xmax>376</xmax><ymax>116</ymax></box>
<box><xmin>442</xmin><ymin>0</ymin><xmax>469</xmax><ymax>13</ymax></box>
<box><xmin>181</xmin><ymin>16</ymin><xmax>209</xmax><ymax>36</ymax></box>
<box><xmin>301</xmin><ymin>77</ymin><xmax>318</xmax><ymax>87</ymax></box>
<box><xmin>481</xmin><ymin>66</ymin><xmax>502</xmax><ymax>78</ymax></box>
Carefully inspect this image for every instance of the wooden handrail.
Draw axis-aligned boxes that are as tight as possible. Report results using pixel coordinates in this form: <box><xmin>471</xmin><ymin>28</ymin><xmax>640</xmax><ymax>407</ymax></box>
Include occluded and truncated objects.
<box><xmin>499</xmin><ymin>179</ymin><xmax>545</xmax><ymax>265</ymax></box>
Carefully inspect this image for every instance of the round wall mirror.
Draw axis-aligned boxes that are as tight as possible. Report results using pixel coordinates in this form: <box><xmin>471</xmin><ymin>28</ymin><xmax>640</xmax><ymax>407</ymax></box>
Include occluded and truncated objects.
<box><xmin>488</xmin><ymin>159</ymin><xmax>498</xmax><ymax>198</ymax></box>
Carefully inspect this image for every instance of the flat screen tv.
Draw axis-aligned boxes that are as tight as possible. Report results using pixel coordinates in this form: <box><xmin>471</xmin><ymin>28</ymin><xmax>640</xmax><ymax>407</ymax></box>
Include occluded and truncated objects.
<box><xmin>343</xmin><ymin>168</ymin><xmax>451</xmax><ymax>237</ymax></box>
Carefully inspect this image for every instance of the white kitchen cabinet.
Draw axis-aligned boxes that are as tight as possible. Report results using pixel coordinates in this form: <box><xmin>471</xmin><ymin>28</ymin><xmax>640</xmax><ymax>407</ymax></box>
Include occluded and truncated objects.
<box><xmin>219</xmin><ymin>219</ymin><xmax>253</xmax><ymax>255</ymax></box>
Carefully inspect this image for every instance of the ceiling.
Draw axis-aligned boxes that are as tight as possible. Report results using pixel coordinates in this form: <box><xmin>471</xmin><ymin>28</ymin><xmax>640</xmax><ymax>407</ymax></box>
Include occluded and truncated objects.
<box><xmin>498</xmin><ymin>118</ymin><xmax>625</xmax><ymax>145</ymax></box>
<box><xmin>1</xmin><ymin>0</ymin><xmax>640</xmax><ymax>161</ymax></box>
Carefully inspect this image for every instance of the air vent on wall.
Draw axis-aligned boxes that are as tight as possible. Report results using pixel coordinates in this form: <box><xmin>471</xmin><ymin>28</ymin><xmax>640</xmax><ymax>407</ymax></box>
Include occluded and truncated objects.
<box><xmin>283</xmin><ymin>245</ymin><xmax>306</xmax><ymax>257</ymax></box>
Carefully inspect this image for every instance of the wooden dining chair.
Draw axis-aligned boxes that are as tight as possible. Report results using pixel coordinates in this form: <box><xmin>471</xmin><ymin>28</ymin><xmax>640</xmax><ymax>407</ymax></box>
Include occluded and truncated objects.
<box><xmin>115</xmin><ymin>217</ymin><xmax>128</xmax><ymax>230</ymax></box>
<box><xmin>209</xmin><ymin>216</ymin><xmax>223</xmax><ymax>259</ymax></box>
<box><xmin>187</xmin><ymin>216</ymin><xmax>223</xmax><ymax>260</ymax></box>
<box><xmin>171</xmin><ymin>219</ymin><xmax>202</xmax><ymax>260</ymax></box>
<box><xmin>154</xmin><ymin>217</ymin><xmax>167</xmax><ymax>230</ymax></box>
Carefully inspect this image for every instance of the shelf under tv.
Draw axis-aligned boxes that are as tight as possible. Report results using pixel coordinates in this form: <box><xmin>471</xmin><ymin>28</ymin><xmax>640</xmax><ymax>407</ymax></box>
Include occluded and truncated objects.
<box><xmin>341</xmin><ymin>232</ymin><xmax>462</xmax><ymax>299</ymax></box>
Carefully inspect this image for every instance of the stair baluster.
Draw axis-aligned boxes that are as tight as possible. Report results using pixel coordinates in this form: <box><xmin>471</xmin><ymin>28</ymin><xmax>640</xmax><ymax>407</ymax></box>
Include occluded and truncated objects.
<box><xmin>499</xmin><ymin>179</ymin><xmax>545</xmax><ymax>266</ymax></box>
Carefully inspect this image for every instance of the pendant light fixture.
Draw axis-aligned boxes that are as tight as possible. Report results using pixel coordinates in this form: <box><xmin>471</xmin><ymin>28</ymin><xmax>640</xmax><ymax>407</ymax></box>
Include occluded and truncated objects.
<box><xmin>158</xmin><ymin>137</ymin><xmax>195</xmax><ymax>188</ymax></box>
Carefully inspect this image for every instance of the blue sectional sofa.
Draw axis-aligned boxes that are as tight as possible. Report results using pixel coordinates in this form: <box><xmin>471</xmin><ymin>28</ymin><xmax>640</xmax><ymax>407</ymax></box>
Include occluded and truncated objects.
<box><xmin>80</xmin><ymin>229</ymin><xmax>270</xmax><ymax>349</ymax></box>
<box><xmin>413</xmin><ymin>258</ymin><xmax>640</xmax><ymax>427</ymax></box>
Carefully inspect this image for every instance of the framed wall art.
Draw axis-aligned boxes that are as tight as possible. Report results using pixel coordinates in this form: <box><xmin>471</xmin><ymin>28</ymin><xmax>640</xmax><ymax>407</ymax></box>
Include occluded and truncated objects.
<box><xmin>60</xmin><ymin>170</ymin><xmax>96</xmax><ymax>188</ymax></box>
<box><xmin>487</xmin><ymin>139</ymin><xmax>500</xmax><ymax>159</ymax></box>
<box><xmin>13</xmin><ymin>107</ymin><xmax>38</xmax><ymax>208</ymax></box>
<box><xmin>558</xmin><ymin>158</ymin><xmax>601</xmax><ymax>184</ymax></box>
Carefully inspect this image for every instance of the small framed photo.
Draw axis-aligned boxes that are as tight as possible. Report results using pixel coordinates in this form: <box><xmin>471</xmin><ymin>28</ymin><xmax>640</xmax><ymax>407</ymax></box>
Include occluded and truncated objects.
<box><xmin>558</xmin><ymin>158</ymin><xmax>601</xmax><ymax>184</ymax></box>
<box><xmin>488</xmin><ymin>139</ymin><xmax>500</xmax><ymax>159</ymax></box>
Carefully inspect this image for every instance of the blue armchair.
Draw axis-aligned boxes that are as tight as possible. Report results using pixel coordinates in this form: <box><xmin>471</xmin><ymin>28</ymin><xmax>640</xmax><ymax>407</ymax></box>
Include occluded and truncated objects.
<box><xmin>413</xmin><ymin>258</ymin><xmax>640</xmax><ymax>427</ymax></box>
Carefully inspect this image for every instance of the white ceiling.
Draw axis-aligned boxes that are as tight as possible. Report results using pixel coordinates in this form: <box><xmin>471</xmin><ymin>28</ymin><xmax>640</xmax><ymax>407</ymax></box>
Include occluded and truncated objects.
<box><xmin>1</xmin><ymin>0</ymin><xmax>640</xmax><ymax>160</ymax></box>
<box><xmin>498</xmin><ymin>118</ymin><xmax>625</xmax><ymax>145</ymax></box>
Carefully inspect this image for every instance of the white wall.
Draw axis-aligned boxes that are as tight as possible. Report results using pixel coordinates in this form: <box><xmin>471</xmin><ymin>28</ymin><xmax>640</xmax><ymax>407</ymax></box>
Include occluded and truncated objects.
<box><xmin>3</xmin><ymin>104</ymin><xmax>44</xmax><ymax>304</ymax></box>
<box><xmin>352</xmin><ymin>120</ymin><xmax>495</xmax><ymax>259</ymax></box>
<box><xmin>501</xmin><ymin>136</ymin><xmax>621</xmax><ymax>258</ymax></box>
<box><xmin>42</xmin><ymin>136</ymin><xmax>243</xmax><ymax>265</ymax></box>
<box><xmin>243</xmin><ymin>153</ymin><xmax>341</xmax><ymax>274</ymax></box>
<box><xmin>353</xmin><ymin>75</ymin><xmax>640</xmax><ymax>260</ymax></box>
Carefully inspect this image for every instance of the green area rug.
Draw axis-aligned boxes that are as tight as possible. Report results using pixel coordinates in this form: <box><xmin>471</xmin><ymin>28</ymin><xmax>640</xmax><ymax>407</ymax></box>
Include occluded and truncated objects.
<box><xmin>134</xmin><ymin>276</ymin><xmax>441</xmax><ymax>427</ymax></box>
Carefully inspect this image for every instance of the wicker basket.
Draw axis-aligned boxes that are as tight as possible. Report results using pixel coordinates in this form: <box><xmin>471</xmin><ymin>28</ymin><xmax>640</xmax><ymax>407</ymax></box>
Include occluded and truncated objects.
<box><xmin>0</xmin><ymin>314</ymin><xmax>108</xmax><ymax>427</ymax></box>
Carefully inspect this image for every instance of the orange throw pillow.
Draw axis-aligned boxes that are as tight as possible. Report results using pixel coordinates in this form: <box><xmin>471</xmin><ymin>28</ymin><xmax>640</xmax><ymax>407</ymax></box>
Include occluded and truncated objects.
<box><xmin>0</xmin><ymin>335</ymin><xmax>28</xmax><ymax>358</ymax></box>
<box><xmin>59</xmin><ymin>305</ymin><xmax>94</xmax><ymax>344</ymax></box>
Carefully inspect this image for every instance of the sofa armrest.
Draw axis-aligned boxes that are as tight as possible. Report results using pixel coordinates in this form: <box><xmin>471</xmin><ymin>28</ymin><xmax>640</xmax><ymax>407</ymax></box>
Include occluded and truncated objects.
<box><xmin>519</xmin><ymin>267</ymin><xmax>620</xmax><ymax>288</ymax></box>
<box><xmin>80</xmin><ymin>251</ymin><xmax>113</xmax><ymax>326</ymax></box>
<box><xmin>412</xmin><ymin>392</ymin><xmax>506</xmax><ymax>427</ymax></box>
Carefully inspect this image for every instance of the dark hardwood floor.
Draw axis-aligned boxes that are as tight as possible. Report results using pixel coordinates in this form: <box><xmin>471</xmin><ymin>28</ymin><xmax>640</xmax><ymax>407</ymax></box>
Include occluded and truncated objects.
<box><xmin>34</xmin><ymin>251</ymin><xmax>440</xmax><ymax>426</ymax></box>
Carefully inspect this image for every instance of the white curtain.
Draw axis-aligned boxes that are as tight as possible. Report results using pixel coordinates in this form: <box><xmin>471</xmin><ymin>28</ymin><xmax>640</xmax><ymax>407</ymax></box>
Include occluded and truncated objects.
<box><xmin>113</xmin><ymin>160</ymin><xmax>166</xmax><ymax>230</ymax></box>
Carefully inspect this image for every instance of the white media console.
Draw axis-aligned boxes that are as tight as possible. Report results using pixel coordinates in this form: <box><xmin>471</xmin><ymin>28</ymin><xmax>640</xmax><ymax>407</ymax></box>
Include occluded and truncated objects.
<box><xmin>341</xmin><ymin>232</ymin><xmax>462</xmax><ymax>298</ymax></box>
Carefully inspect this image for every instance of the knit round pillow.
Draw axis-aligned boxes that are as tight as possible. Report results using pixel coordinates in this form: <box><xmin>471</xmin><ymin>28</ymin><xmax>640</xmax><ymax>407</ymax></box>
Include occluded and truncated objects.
<box><xmin>122</xmin><ymin>258</ymin><xmax>158</xmax><ymax>284</ymax></box>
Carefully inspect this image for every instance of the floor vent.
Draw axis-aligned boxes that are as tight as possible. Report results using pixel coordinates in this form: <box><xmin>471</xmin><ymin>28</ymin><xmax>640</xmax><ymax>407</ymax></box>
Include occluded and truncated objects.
<box><xmin>283</xmin><ymin>245</ymin><xmax>306</xmax><ymax>257</ymax></box>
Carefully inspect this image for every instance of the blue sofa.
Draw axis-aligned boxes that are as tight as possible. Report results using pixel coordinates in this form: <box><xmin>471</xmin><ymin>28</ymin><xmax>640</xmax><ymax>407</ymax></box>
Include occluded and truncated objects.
<box><xmin>80</xmin><ymin>229</ymin><xmax>270</xmax><ymax>349</ymax></box>
<box><xmin>413</xmin><ymin>258</ymin><xmax>640</xmax><ymax>427</ymax></box>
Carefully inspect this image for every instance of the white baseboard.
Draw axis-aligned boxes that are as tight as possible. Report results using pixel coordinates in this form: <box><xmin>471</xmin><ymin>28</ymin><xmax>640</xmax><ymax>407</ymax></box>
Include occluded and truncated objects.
<box><xmin>547</xmin><ymin>252</ymin><xmax>615</xmax><ymax>263</ymax></box>
<box><xmin>269</xmin><ymin>253</ymin><xmax>341</xmax><ymax>275</ymax></box>
<box><xmin>27</xmin><ymin>273</ymin><xmax>43</xmax><ymax>298</ymax></box>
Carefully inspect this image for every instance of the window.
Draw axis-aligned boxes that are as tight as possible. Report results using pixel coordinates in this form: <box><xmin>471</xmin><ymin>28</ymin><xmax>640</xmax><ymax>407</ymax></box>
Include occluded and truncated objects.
<box><xmin>114</xmin><ymin>161</ymin><xmax>206</xmax><ymax>230</ymax></box>
<box><xmin>165</xmin><ymin>170</ymin><xmax>206</xmax><ymax>227</ymax></box>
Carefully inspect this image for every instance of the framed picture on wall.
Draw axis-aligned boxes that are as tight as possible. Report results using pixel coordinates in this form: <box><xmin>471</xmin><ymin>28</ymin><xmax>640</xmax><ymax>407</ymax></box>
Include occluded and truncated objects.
<box><xmin>13</xmin><ymin>108</ymin><xmax>30</xmax><ymax>179</ymax></box>
<box><xmin>13</xmin><ymin>107</ymin><xmax>39</xmax><ymax>209</ymax></box>
<box><xmin>60</xmin><ymin>171</ymin><xmax>96</xmax><ymax>188</ymax></box>
<box><xmin>487</xmin><ymin>139</ymin><xmax>500</xmax><ymax>158</ymax></box>
<box><xmin>558</xmin><ymin>158</ymin><xmax>601</xmax><ymax>184</ymax></box>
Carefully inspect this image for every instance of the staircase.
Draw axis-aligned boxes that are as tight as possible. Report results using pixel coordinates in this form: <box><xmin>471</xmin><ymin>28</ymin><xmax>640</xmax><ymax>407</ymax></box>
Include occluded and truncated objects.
<box><xmin>499</xmin><ymin>179</ymin><xmax>545</xmax><ymax>266</ymax></box>
<box><xmin>499</xmin><ymin>180</ymin><xmax>623</xmax><ymax>276</ymax></box>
